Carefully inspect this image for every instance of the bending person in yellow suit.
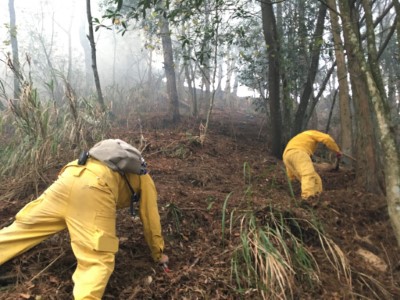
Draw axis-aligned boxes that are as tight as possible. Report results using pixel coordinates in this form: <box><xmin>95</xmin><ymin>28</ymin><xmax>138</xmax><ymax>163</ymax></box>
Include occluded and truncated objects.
<box><xmin>0</xmin><ymin>140</ymin><xmax>168</xmax><ymax>300</ymax></box>
<box><xmin>283</xmin><ymin>130</ymin><xmax>342</xmax><ymax>202</ymax></box>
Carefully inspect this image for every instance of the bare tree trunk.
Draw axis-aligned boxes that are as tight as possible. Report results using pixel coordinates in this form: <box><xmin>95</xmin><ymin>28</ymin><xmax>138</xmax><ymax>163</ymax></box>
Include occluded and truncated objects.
<box><xmin>394</xmin><ymin>0</ymin><xmax>400</xmax><ymax>143</ymax></box>
<box><xmin>160</xmin><ymin>15</ymin><xmax>180</xmax><ymax>123</ymax></box>
<box><xmin>86</xmin><ymin>0</ymin><xmax>106</xmax><ymax>111</ymax></box>
<box><xmin>261</xmin><ymin>1</ymin><xmax>282</xmax><ymax>158</ymax></box>
<box><xmin>232</xmin><ymin>69</ymin><xmax>238</xmax><ymax>97</ymax></box>
<box><xmin>339</xmin><ymin>0</ymin><xmax>382</xmax><ymax>194</ymax></box>
<box><xmin>37</xmin><ymin>9</ymin><xmax>63</xmax><ymax>102</ymax></box>
<box><xmin>202</xmin><ymin>0</ymin><xmax>211</xmax><ymax>117</ymax></box>
<box><xmin>327</xmin><ymin>0</ymin><xmax>353</xmax><ymax>159</ymax></box>
<box><xmin>181</xmin><ymin>24</ymin><xmax>198</xmax><ymax>116</ymax></box>
<box><xmin>339</xmin><ymin>0</ymin><xmax>400</xmax><ymax>247</ymax></box>
<box><xmin>79</xmin><ymin>21</ymin><xmax>92</xmax><ymax>91</ymax></box>
<box><xmin>147</xmin><ymin>35</ymin><xmax>154</xmax><ymax>86</ymax></box>
<box><xmin>223</xmin><ymin>55</ymin><xmax>234</xmax><ymax>107</ymax></box>
<box><xmin>67</xmin><ymin>19</ymin><xmax>73</xmax><ymax>83</ymax></box>
<box><xmin>202</xmin><ymin>1</ymin><xmax>222</xmax><ymax>143</ymax></box>
<box><xmin>293</xmin><ymin>3</ymin><xmax>327</xmax><ymax>135</ymax></box>
<box><xmin>54</xmin><ymin>13</ymin><xmax>73</xmax><ymax>83</ymax></box>
<box><xmin>184</xmin><ymin>61</ymin><xmax>197</xmax><ymax>116</ymax></box>
<box><xmin>306</xmin><ymin>63</ymin><xmax>336</xmax><ymax>126</ymax></box>
<box><xmin>325</xmin><ymin>89</ymin><xmax>338</xmax><ymax>133</ymax></box>
<box><xmin>361</xmin><ymin>0</ymin><xmax>386</xmax><ymax>100</ymax></box>
<box><xmin>9</xmin><ymin>0</ymin><xmax>20</xmax><ymax>99</ymax></box>
<box><xmin>216</xmin><ymin>57</ymin><xmax>223</xmax><ymax>101</ymax></box>
<box><xmin>276</xmin><ymin>2</ymin><xmax>292</xmax><ymax>144</ymax></box>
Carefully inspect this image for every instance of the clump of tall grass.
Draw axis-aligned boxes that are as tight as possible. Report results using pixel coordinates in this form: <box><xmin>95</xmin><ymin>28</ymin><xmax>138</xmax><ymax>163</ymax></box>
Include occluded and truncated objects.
<box><xmin>230</xmin><ymin>209</ymin><xmax>353</xmax><ymax>299</ymax></box>
<box><xmin>1</xmin><ymin>83</ymin><xmax>56</xmax><ymax>177</ymax></box>
<box><xmin>165</xmin><ymin>202</ymin><xmax>183</xmax><ymax>236</ymax></box>
<box><xmin>0</xmin><ymin>79</ymin><xmax>110</xmax><ymax>192</ymax></box>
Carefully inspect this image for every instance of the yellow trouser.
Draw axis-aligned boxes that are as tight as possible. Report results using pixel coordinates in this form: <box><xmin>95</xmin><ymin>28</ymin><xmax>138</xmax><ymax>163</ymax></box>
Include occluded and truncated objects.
<box><xmin>283</xmin><ymin>149</ymin><xmax>323</xmax><ymax>199</ymax></box>
<box><xmin>0</xmin><ymin>165</ymin><xmax>119</xmax><ymax>299</ymax></box>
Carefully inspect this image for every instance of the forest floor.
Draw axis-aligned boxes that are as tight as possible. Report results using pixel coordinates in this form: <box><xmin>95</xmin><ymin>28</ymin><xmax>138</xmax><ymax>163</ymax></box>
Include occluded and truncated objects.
<box><xmin>0</xmin><ymin>109</ymin><xmax>399</xmax><ymax>299</ymax></box>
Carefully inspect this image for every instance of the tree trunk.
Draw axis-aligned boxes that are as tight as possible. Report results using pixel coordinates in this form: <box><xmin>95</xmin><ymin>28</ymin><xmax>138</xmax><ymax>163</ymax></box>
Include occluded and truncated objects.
<box><xmin>79</xmin><ymin>21</ymin><xmax>92</xmax><ymax>91</ymax></box>
<box><xmin>339</xmin><ymin>0</ymin><xmax>382</xmax><ymax>194</ymax></box>
<box><xmin>8</xmin><ymin>0</ymin><xmax>20</xmax><ymax>99</ymax></box>
<box><xmin>276</xmin><ymin>2</ymin><xmax>292</xmax><ymax>145</ymax></box>
<box><xmin>181</xmin><ymin>24</ymin><xmax>198</xmax><ymax>117</ymax></box>
<box><xmin>325</xmin><ymin>89</ymin><xmax>338</xmax><ymax>134</ymax></box>
<box><xmin>361</xmin><ymin>0</ymin><xmax>386</xmax><ymax>102</ymax></box>
<box><xmin>216</xmin><ymin>58</ymin><xmax>223</xmax><ymax>101</ymax></box>
<box><xmin>394</xmin><ymin>1</ymin><xmax>400</xmax><ymax>77</ymax></box>
<box><xmin>232</xmin><ymin>72</ymin><xmax>238</xmax><ymax>97</ymax></box>
<box><xmin>224</xmin><ymin>55</ymin><xmax>235</xmax><ymax>107</ymax></box>
<box><xmin>327</xmin><ymin>0</ymin><xmax>353</xmax><ymax>160</ymax></box>
<box><xmin>54</xmin><ymin>13</ymin><xmax>74</xmax><ymax>83</ymax></box>
<box><xmin>261</xmin><ymin>1</ymin><xmax>282</xmax><ymax>158</ymax></box>
<box><xmin>201</xmin><ymin>0</ymin><xmax>211</xmax><ymax>117</ymax></box>
<box><xmin>292</xmin><ymin>3</ymin><xmax>327</xmax><ymax>135</ymax></box>
<box><xmin>86</xmin><ymin>0</ymin><xmax>106</xmax><ymax>111</ymax></box>
<box><xmin>160</xmin><ymin>15</ymin><xmax>180</xmax><ymax>123</ymax></box>
<box><xmin>339</xmin><ymin>0</ymin><xmax>400</xmax><ymax>247</ymax></box>
<box><xmin>184</xmin><ymin>60</ymin><xmax>197</xmax><ymax>116</ymax></box>
<box><xmin>395</xmin><ymin>0</ymin><xmax>400</xmax><ymax>129</ymax></box>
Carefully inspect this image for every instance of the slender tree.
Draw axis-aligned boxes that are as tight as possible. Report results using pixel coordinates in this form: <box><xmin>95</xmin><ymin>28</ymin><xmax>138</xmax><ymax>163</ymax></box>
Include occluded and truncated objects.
<box><xmin>340</xmin><ymin>1</ymin><xmax>382</xmax><ymax>193</ymax></box>
<box><xmin>181</xmin><ymin>25</ymin><xmax>198</xmax><ymax>116</ymax></box>
<box><xmin>261</xmin><ymin>0</ymin><xmax>282</xmax><ymax>158</ymax></box>
<box><xmin>79</xmin><ymin>20</ymin><xmax>93</xmax><ymax>92</ymax></box>
<box><xmin>339</xmin><ymin>0</ymin><xmax>400</xmax><ymax>247</ymax></box>
<box><xmin>86</xmin><ymin>0</ymin><xmax>106</xmax><ymax>111</ymax></box>
<box><xmin>292</xmin><ymin>3</ymin><xmax>327</xmax><ymax>135</ymax></box>
<box><xmin>8</xmin><ymin>0</ymin><xmax>20</xmax><ymax>99</ymax></box>
<box><xmin>327</xmin><ymin>0</ymin><xmax>353</xmax><ymax>159</ymax></box>
<box><xmin>159</xmin><ymin>11</ymin><xmax>180</xmax><ymax>123</ymax></box>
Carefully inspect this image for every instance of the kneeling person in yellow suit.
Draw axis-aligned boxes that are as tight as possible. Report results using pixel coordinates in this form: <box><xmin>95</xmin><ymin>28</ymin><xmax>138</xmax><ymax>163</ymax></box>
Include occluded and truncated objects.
<box><xmin>0</xmin><ymin>139</ymin><xmax>168</xmax><ymax>299</ymax></box>
<box><xmin>283</xmin><ymin>130</ymin><xmax>342</xmax><ymax>201</ymax></box>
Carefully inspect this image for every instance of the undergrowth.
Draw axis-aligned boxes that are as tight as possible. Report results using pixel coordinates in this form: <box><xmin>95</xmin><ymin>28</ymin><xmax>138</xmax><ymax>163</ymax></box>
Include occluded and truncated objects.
<box><xmin>0</xmin><ymin>81</ymin><xmax>110</xmax><ymax>193</ymax></box>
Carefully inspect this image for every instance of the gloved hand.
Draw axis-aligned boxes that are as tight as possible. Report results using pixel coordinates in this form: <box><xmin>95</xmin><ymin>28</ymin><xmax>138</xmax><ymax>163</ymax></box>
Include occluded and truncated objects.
<box><xmin>158</xmin><ymin>254</ymin><xmax>169</xmax><ymax>265</ymax></box>
<box><xmin>159</xmin><ymin>254</ymin><xmax>170</xmax><ymax>272</ymax></box>
<box><xmin>336</xmin><ymin>152</ymin><xmax>342</xmax><ymax>159</ymax></box>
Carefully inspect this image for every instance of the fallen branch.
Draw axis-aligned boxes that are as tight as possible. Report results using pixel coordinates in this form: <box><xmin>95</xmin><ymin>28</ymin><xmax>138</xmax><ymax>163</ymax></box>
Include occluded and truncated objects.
<box><xmin>29</xmin><ymin>251</ymin><xmax>65</xmax><ymax>283</ymax></box>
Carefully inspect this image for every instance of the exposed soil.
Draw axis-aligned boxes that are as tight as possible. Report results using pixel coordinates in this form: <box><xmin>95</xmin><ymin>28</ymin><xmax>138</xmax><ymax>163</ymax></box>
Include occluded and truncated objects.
<box><xmin>0</xmin><ymin>109</ymin><xmax>399</xmax><ymax>299</ymax></box>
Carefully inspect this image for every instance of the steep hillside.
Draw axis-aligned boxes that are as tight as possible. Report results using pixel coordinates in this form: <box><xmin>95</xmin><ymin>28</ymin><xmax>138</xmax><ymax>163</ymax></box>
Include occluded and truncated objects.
<box><xmin>0</xmin><ymin>110</ymin><xmax>399</xmax><ymax>299</ymax></box>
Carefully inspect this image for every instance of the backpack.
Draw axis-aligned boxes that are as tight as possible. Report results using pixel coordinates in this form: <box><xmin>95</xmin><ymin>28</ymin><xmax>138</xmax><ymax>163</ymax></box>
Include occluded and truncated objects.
<box><xmin>79</xmin><ymin>139</ymin><xmax>147</xmax><ymax>217</ymax></box>
<box><xmin>89</xmin><ymin>139</ymin><xmax>147</xmax><ymax>175</ymax></box>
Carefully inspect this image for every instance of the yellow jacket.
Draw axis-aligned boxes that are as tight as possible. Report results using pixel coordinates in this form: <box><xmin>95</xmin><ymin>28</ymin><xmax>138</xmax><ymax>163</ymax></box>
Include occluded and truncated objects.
<box><xmin>283</xmin><ymin>130</ymin><xmax>341</xmax><ymax>157</ymax></box>
<box><xmin>61</xmin><ymin>158</ymin><xmax>164</xmax><ymax>261</ymax></box>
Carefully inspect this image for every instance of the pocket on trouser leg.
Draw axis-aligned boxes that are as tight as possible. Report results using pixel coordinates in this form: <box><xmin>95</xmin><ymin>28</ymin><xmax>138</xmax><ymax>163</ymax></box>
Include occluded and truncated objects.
<box><xmin>93</xmin><ymin>230</ymin><xmax>119</xmax><ymax>253</ymax></box>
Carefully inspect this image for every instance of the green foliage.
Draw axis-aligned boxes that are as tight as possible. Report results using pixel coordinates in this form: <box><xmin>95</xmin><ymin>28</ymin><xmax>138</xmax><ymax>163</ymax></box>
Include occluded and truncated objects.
<box><xmin>243</xmin><ymin>161</ymin><xmax>251</xmax><ymax>184</ymax></box>
<box><xmin>231</xmin><ymin>212</ymin><xmax>297</xmax><ymax>298</ymax></box>
<box><xmin>166</xmin><ymin>202</ymin><xmax>182</xmax><ymax>235</ymax></box>
<box><xmin>221</xmin><ymin>191</ymin><xmax>233</xmax><ymax>247</ymax></box>
<box><xmin>205</xmin><ymin>196</ymin><xmax>215</xmax><ymax>210</ymax></box>
<box><xmin>242</xmin><ymin>162</ymin><xmax>254</xmax><ymax>208</ymax></box>
<box><xmin>231</xmin><ymin>209</ymin><xmax>352</xmax><ymax>298</ymax></box>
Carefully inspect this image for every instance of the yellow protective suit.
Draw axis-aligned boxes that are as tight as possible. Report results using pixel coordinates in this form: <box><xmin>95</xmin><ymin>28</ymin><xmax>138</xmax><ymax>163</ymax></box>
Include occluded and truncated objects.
<box><xmin>0</xmin><ymin>158</ymin><xmax>164</xmax><ymax>300</ymax></box>
<box><xmin>283</xmin><ymin>130</ymin><xmax>341</xmax><ymax>199</ymax></box>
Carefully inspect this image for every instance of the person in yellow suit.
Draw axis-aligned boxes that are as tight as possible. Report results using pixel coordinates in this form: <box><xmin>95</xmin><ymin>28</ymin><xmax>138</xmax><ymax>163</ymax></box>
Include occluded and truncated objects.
<box><xmin>0</xmin><ymin>139</ymin><xmax>168</xmax><ymax>299</ymax></box>
<box><xmin>283</xmin><ymin>130</ymin><xmax>342</xmax><ymax>203</ymax></box>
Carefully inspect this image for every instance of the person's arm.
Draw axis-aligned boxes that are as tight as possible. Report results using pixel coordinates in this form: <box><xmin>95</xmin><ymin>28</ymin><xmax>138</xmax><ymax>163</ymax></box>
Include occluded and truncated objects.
<box><xmin>137</xmin><ymin>174</ymin><xmax>165</xmax><ymax>262</ymax></box>
<box><xmin>313</xmin><ymin>131</ymin><xmax>341</xmax><ymax>154</ymax></box>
